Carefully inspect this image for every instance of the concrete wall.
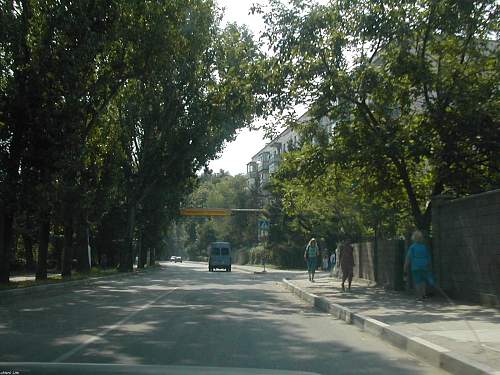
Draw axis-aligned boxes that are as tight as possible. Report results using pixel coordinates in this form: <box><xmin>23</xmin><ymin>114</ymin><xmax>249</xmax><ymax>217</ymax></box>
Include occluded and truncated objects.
<box><xmin>348</xmin><ymin>239</ymin><xmax>404</xmax><ymax>290</ymax></box>
<box><xmin>376</xmin><ymin>239</ymin><xmax>405</xmax><ymax>291</ymax></box>
<box><xmin>340</xmin><ymin>190</ymin><xmax>499</xmax><ymax>305</ymax></box>
<box><xmin>432</xmin><ymin>190</ymin><xmax>500</xmax><ymax>306</ymax></box>
<box><xmin>352</xmin><ymin>242</ymin><xmax>376</xmax><ymax>282</ymax></box>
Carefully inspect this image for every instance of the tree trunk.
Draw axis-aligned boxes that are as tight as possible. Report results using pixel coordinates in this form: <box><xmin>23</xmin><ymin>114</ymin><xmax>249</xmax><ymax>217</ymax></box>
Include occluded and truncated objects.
<box><xmin>74</xmin><ymin>206</ymin><xmax>90</xmax><ymax>273</ymax></box>
<box><xmin>12</xmin><ymin>233</ymin><xmax>19</xmax><ymax>265</ymax></box>
<box><xmin>0</xmin><ymin>210</ymin><xmax>14</xmax><ymax>284</ymax></box>
<box><xmin>2</xmin><ymin>1</ymin><xmax>32</xmax><ymax>283</ymax></box>
<box><xmin>60</xmin><ymin>167</ymin><xmax>78</xmax><ymax>278</ymax></box>
<box><xmin>138</xmin><ymin>229</ymin><xmax>145</xmax><ymax>269</ymax></box>
<box><xmin>393</xmin><ymin>158</ymin><xmax>429</xmax><ymax>231</ymax></box>
<box><xmin>119</xmin><ymin>202</ymin><xmax>136</xmax><ymax>272</ymax></box>
<box><xmin>148</xmin><ymin>226</ymin><xmax>158</xmax><ymax>267</ymax></box>
<box><xmin>22</xmin><ymin>233</ymin><xmax>35</xmax><ymax>272</ymax></box>
<box><xmin>35</xmin><ymin>214</ymin><xmax>50</xmax><ymax>281</ymax></box>
<box><xmin>419</xmin><ymin>209</ymin><xmax>432</xmax><ymax>237</ymax></box>
<box><xmin>419</xmin><ymin>181</ymin><xmax>444</xmax><ymax>236</ymax></box>
<box><xmin>95</xmin><ymin>219</ymin><xmax>112</xmax><ymax>268</ymax></box>
<box><xmin>52</xmin><ymin>235</ymin><xmax>63</xmax><ymax>272</ymax></box>
<box><xmin>148</xmin><ymin>247</ymin><xmax>156</xmax><ymax>267</ymax></box>
<box><xmin>61</xmin><ymin>200</ymin><xmax>74</xmax><ymax>278</ymax></box>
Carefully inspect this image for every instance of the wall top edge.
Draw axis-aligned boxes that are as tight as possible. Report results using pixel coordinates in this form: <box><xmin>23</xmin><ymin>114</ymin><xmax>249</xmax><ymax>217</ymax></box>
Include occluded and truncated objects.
<box><xmin>434</xmin><ymin>189</ymin><xmax>500</xmax><ymax>205</ymax></box>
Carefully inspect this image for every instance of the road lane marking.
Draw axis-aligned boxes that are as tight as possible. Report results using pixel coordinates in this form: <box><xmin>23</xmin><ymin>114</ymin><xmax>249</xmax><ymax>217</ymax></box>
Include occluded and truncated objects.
<box><xmin>52</xmin><ymin>287</ymin><xmax>178</xmax><ymax>363</ymax></box>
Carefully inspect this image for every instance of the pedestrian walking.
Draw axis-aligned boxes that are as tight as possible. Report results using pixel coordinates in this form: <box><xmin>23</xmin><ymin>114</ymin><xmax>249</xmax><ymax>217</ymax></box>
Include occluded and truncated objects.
<box><xmin>304</xmin><ymin>238</ymin><xmax>320</xmax><ymax>282</ymax></box>
<box><xmin>404</xmin><ymin>230</ymin><xmax>435</xmax><ymax>301</ymax></box>
<box><xmin>329</xmin><ymin>250</ymin><xmax>336</xmax><ymax>273</ymax></box>
<box><xmin>322</xmin><ymin>254</ymin><xmax>329</xmax><ymax>271</ymax></box>
<box><xmin>331</xmin><ymin>244</ymin><xmax>341</xmax><ymax>278</ymax></box>
<box><xmin>339</xmin><ymin>240</ymin><xmax>354</xmax><ymax>291</ymax></box>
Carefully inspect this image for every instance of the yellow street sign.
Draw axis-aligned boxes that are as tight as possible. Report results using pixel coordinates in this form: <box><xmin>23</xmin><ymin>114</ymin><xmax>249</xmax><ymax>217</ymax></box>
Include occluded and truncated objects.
<box><xmin>179</xmin><ymin>208</ymin><xmax>231</xmax><ymax>217</ymax></box>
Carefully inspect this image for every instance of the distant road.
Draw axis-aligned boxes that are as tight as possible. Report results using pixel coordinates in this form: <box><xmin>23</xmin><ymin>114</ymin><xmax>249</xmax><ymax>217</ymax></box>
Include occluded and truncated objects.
<box><xmin>0</xmin><ymin>261</ymin><xmax>447</xmax><ymax>374</ymax></box>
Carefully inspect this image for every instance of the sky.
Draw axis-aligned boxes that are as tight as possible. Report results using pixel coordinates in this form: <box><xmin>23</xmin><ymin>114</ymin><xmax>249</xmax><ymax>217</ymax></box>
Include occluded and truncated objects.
<box><xmin>207</xmin><ymin>0</ymin><xmax>268</xmax><ymax>176</ymax></box>
<box><xmin>207</xmin><ymin>0</ymin><xmax>331</xmax><ymax>176</ymax></box>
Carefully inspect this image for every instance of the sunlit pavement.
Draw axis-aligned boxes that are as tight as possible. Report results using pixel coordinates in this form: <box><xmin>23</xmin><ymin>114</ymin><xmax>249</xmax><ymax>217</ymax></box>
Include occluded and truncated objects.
<box><xmin>0</xmin><ymin>262</ymin><xmax>448</xmax><ymax>374</ymax></box>
<box><xmin>8</xmin><ymin>265</ymin><xmax>139</xmax><ymax>283</ymax></box>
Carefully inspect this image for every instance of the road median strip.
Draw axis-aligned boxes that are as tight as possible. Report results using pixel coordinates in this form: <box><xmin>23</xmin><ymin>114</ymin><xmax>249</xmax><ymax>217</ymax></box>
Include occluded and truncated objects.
<box><xmin>282</xmin><ymin>278</ymin><xmax>498</xmax><ymax>375</ymax></box>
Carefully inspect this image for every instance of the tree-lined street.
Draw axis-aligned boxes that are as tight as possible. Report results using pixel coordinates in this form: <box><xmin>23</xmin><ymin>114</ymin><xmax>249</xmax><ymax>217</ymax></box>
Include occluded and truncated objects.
<box><xmin>1</xmin><ymin>1</ymin><xmax>498</xmax><ymax>374</ymax></box>
<box><xmin>0</xmin><ymin>263</ymin><xmax>446</xmax><ymax>374</ymax></box>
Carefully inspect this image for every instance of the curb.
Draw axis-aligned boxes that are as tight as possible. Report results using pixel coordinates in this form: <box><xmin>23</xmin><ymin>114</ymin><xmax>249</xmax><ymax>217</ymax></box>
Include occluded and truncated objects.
<box><xmin>0</xmin><ymin>266</ymin><xmax>162</xmax><ymax>300</ymax></box>
<box><xmin>282</xmin><ymin>278</ymin><xmax>498</xmax><ymax>375</ymax></box>
<box><xmin>232</xmin><ymin>265</ymin><xmax>266</xmax><ymax>274</ymax></box>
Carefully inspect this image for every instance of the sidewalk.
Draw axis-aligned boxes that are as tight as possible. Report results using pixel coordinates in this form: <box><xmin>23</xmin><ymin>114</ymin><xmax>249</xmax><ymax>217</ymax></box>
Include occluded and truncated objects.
<box><xmin>285</xmin><ymin>273</ymin><xmax>500</xmax><ymax>375</ymax></box>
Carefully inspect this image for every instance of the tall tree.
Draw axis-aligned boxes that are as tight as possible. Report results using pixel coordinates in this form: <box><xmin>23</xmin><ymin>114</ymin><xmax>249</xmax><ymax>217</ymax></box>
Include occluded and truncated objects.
<box><xmin>1</xmin><ymin>0</ymin><xmax>128</xmax><ymax>280</ymax></box>
<box><xmin>1</xmin><ymin>0</ymin><xmax>34</xmax><ymax>282</ymax></box>
<box><xmin>109</xmin><ymin>8</ymin><xmax>262</xmax><ymax>272</ymax></box>
<box><xmin>0</xmin><ymin>1</ymin><xmax>263</xmax><ymax>282</ymax></box>
<box><xmin>255</xmin><ymin>0</ymin><xmax>499</xmax><ymax>232</ymax></box>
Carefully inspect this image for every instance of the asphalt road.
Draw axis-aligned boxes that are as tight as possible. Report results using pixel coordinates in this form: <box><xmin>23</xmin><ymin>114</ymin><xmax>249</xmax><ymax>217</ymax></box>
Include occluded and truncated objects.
<box><xmin>0</xmin><ymin>262</ymin><xmax>448</xmax><ymax>375</ymax></box>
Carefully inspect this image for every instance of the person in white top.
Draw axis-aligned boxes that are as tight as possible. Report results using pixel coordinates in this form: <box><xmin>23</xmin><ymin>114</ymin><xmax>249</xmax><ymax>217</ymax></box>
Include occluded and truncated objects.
<box><xmin>329</xmin><ymin>251</ymin><xmax>336</xmax><ymax>272</ymax></box>
<box><xmin>330</xmin><ymin>244</ymin><xmax>341</xmax><ymax>278</ymax></box>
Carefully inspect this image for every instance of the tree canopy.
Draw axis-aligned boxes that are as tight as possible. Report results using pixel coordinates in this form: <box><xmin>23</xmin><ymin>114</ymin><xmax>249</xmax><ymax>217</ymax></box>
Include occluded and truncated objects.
<box><xmin>255</xmin><ymin>0</ymin><xmax>499</xmax><ymax>236</ymax></box>
<box><xmin>0</xmin><ymin>0</ymin><xmax>262</xmax><ymax>282</ymax></box>
<box><xmin>179</xmin><ymin>171</ymin><xmax>259</xmax><ymax>260</ymax></box>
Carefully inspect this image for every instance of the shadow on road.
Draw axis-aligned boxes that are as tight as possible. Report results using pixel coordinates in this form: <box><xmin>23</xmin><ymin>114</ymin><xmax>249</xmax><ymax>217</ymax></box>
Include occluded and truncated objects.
<box><xmin>0</xmin><ymin>263</ymin><xmax>441</xmax><ymax>375</ymax></box>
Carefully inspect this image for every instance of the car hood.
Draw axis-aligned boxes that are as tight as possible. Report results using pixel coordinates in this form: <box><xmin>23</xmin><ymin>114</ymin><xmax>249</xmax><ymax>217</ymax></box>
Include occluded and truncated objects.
<box><xmin>0</xmin><ymin>363</ymin><xmax>320</xmax><ymax>375</ymax></box>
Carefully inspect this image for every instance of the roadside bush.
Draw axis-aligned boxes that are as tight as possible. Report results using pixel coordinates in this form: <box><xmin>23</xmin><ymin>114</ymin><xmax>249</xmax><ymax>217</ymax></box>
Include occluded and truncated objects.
<box><xmin>248</xmin><ymin>245</ymin><xmax>266</xmax><ymax>265</ymax></box>
<box><xmin>231</xmin><ymin>247</ymin><xmax>249</xmax><ymax>265</ymax></box>
<box><xmin>267</xmin><ymin>242</ymin><xmax>305</xmax><ymax>269</ymax></box>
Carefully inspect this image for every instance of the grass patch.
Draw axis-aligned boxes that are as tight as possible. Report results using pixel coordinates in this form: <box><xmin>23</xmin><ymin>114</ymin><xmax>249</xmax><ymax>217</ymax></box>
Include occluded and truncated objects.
<box><xmin>0</xmin><ymin>267</ymin><xmax>120</xmax><ymax>291</ymax></box>
<box><xmin>0</xmin><ymin>264</ymin><xmax>163</xmax><ymax>291</ymax></box>
<box><xmin>71</xmin><ymin>267</ymin><xmax>119</xmax><ymax>280</ymax></box>
<box><xmin>274</xmin><ymin>264</ymin><xmax>305</xmax><ymax>270</ymax></box>
<box><xmin>241</xmin><ymin>263</ymin><xmax>305</xmax><ymax>270</ymax></box>
<box><xmin>0</xmin><ymin>275</ymin><xmax>62</xmax><ymax>290</ymax></box>
<box><xmin>263</xmin><ymin>264</ymin><xmax>278</xmax><ymax>269</ymax></box>
<box><xmin>247</xmin><ymin>263</ymin><xmax>278</xmax><ymax>269</ymax></box>
<box><xmin>238</xmin><ymin>263</ymin><xmax>279</xmax><ymax>269</ymax></box>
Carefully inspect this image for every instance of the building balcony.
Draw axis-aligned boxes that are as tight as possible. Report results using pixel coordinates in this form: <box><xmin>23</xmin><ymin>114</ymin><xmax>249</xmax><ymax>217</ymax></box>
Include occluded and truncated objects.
<box><xmin>247</xmin><ymin>170</ymin><xmax>258</xmax><ymax>179</ymax></box>
<box><xmin>247</xmin><ymin>177</ymin><xmax>257</xmax><ymax>189</ymax></box>
<box><xmin>258</xmin><ymin>161</ymin><xmax>269</xmax><ymax>172</ymax></box>
<box><xmin>247</xmin><ymin>161</ymin><xmax>258</xmax><ymax>178</ymax></box>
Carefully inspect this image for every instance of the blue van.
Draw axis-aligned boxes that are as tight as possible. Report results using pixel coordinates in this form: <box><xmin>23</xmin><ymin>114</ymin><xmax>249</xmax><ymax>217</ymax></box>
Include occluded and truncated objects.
<box><xmin>208</xmin><ymin>242</ymin><xmax>231</xmax><ymax>272</ymax></box>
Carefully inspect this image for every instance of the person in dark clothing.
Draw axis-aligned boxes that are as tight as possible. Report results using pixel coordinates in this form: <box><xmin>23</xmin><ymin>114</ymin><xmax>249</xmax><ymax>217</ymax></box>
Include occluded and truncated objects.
<box><xmin>339</xmin><ymin>241</ymin><xmax>354</xmax><ymax>291</ymax></box>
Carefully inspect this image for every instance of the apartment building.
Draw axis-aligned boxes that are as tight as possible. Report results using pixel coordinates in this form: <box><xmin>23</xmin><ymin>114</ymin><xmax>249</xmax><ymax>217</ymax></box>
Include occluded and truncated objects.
<box><xmin>246</xmin><ymin>126</ymin><xmax>300</xmax><ymax>191</ymax></box>
<box><xmin>247</xmin><ymin>111</ymin><xmax>333</xmax><ymax>197</ymax></box>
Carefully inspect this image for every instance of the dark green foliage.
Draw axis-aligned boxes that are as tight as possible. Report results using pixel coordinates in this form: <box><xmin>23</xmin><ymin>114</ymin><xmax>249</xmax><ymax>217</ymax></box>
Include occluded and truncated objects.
<box><xmin>256</xmin><ymin>0</ymin><xmax>499</xmax><ymax>238</ymax></box>
<box><xmin>0</xmin><ymin>1</ymin><xmax>261</xmax><ymax>282</ymax></box>
<box><xmin>180</xmin><ymin>172</ymin><xmax>259</xmax><ymax>261</ymax></box>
